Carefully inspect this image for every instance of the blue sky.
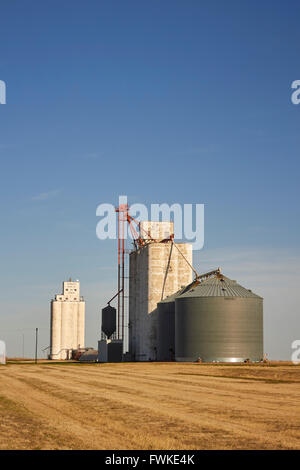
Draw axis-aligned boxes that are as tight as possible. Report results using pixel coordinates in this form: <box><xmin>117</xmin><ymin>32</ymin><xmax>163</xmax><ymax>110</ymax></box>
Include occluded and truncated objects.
<box><xmin>0</xmin><ymin>0</ymin><xmax>299</xmax><ymax>359</ymax></box>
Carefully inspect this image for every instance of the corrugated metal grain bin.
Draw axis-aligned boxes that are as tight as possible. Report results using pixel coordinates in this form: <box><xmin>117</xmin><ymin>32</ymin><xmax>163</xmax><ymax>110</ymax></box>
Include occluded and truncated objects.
<box><xmin>157</xmin><ymin>293</ymin><xmax>177</xmax><ymax>362</ymax></box>
<box><xmin>175</xmin><ymin>275</ymin><xmax>263</xmax><ymax>362</ymax></box>
<box><xmin>157</xmin><ymin>282</ymin><xmax>197</xmax><ymax>361</ymax></box>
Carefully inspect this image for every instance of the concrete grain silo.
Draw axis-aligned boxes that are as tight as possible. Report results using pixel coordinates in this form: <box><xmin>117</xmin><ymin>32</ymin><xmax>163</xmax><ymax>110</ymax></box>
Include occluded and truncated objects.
<box><xmin>50</xmin><ymin>279</ymin><xmax>85</xmax><ymax>360</ymax></box>
<box><xmin>129</xmin><ymin>221</ymin><xmax>193</xmax><ymax>361</ymax></box>
<box><xmin>175</xmin><ymin>274</ymin><xmax>263</xmax><ymax>362</ymax></box>
<box><xmin>77</xmin><ymin>301</ymin><xmax>85</xmax><ymax>347</ymax></box>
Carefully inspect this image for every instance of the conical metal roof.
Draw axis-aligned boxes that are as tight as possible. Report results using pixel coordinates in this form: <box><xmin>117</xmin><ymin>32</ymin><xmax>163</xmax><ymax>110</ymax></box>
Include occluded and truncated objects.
<box><xmin>159</xmin><ymin>280</ymin><xmax>198</xmax><ymax>304</ymax></box>
<box><xmin>178</xmin><ymin>275</ymin><xmax>262</xmax><ymax>299</ymax></box>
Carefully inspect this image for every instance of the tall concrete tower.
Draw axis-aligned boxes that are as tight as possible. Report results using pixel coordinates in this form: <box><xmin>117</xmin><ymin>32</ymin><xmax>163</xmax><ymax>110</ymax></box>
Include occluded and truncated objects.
<box><xmin>50</xmin><ymin>279</ymin><xmax>85</xmax><ymax>360</ymax></box>
<box><xmin>129</xmin><ymin>222</ymin><xmax>193</xmax><ymax>361</ymax></box>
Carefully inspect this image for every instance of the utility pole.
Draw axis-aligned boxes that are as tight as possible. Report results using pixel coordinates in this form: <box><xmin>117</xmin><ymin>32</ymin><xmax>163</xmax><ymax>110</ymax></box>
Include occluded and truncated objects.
<box><xmin>22</xmin><ymin>333</ymin><xmax>24</xmax><ymax>358</ymax></box>
<box><xmin>35</xmin><ymin>328</ymin><xmax>38</xmax><ymax>364</ymax></box>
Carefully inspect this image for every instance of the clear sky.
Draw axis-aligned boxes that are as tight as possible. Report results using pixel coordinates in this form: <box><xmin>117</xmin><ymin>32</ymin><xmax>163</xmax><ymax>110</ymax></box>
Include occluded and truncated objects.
<box><xmin>0</xmin><ymin>0</ymin><xmax>299</xmax><ymax>359</ymax></box>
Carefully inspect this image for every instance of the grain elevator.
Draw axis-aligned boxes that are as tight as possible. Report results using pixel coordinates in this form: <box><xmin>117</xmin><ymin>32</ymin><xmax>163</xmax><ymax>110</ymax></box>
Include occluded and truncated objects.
<box><xmin>129</xmin><ymin>221</ymin><xmax>193</xmax><ymax>361</ymax></box>
<box><xmin>128</xmin><ymin>220</ymin><xmax>263</xmax><ymax>363</ymax></box>
<box><xmin>50</xmin><ymin>279</ymin><xmax>85</xmax><ymax>359</ymax></box>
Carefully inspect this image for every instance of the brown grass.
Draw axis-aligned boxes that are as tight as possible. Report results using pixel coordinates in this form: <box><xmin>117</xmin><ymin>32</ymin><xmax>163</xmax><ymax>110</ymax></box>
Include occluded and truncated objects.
<box><xmin>0</xmin><ymin>361</ymin><xmax>299</xmax><ymax>450</ymax></box>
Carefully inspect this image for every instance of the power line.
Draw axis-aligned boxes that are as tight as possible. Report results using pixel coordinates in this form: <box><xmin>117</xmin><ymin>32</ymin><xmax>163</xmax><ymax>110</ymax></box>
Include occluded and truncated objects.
<box><xmin>0</xmin><ymin>327</ymin><xmax>48</xmax><ymax>333</ymax></box>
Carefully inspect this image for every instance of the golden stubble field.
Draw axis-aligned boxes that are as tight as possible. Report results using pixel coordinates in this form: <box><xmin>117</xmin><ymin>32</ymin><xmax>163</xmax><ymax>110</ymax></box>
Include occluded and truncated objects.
<box><xmin>0</xmin><ymin>361</ymin><xmax>299</xmax><ymax>450</ymax></box>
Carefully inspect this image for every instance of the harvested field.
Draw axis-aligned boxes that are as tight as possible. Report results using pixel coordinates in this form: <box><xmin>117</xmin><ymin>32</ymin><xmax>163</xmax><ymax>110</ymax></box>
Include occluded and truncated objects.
<box><xmin>0</xmin><ymin>361</ymin><xmax>299</xmax><ymax>450</ymax></box>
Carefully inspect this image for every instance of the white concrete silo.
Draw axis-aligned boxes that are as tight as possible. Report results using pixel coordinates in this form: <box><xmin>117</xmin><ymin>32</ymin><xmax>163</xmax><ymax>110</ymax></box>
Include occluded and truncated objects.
<box><xmin>50</xmin><ymin>301</ymin><xmax>61</xmax><ymax>360</ymax></box>
<box><xmin>77</xmin><ymin>301</ymin><xmax>85</xmax><ymax>350</ymax></box>
<box><xmin>129</xmin><ymin>221</ymin><xmax>193</xmax><ymax>361</ymax></box>
<box><xmin>50</xmin><ymin>279</ymin><xmax>85</xmax><ymax>360</ymax></box>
